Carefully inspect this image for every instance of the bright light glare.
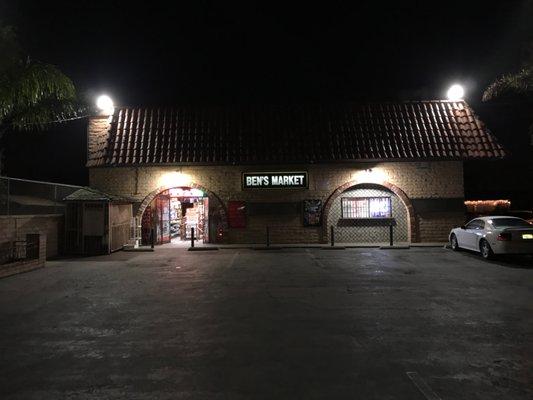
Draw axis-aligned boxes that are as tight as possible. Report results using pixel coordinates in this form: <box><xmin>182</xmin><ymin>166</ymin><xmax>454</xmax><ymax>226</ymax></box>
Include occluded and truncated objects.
<box><xmin>355</xmin><ymin>167</ymin><xmax>387</xmax><ymax>184</ymax></box>
<box><xmin>96</xmin><ymin>95</ymin><xmax>114</xmax><ymax>113</ymax></box>
<box><xmin>447</xmin><ymin>84</ymin><xmax>464</xmax><ymax>101</ymax></box>
<box><xmin>158</xmin><ymin>172</ymin><xmax>192</xmax><ymax>188</ymax></box>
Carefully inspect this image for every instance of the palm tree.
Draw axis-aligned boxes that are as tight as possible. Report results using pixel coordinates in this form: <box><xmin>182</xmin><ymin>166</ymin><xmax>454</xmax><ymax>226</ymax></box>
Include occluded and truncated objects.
<box><xmin>483</xmin><ymin>42</ymin><xmax>533</xmax><ymax>147</ymax></box>
<box><xmin>482</xmin><ymin>67</ymin><xmax>532</xmax><ymax>102</ymax></box>
<box><xmin>0</xmin><ymin>24</ymin><xmax>82</xmax><ymax>172</ymax></box>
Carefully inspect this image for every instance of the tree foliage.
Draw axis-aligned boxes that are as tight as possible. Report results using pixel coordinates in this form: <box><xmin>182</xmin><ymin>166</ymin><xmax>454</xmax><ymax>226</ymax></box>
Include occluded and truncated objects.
<box><xmin>0</xmin><ymin>24</ymin><xmax>80</xmax><ymax>131</ymax></box>
<box><xmin>483</xmin><ymin>41</ymin><xmax>533</xmax><ymax>102</ymax></box>
<box><xmin>482</xmin><ymin>67</ymin><xmax>533</xmax><ymax>102</ymax></box>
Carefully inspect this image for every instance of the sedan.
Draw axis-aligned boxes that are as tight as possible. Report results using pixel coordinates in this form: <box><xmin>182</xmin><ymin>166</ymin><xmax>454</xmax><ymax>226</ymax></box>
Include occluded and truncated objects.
<box><xmin>449</xmin><ymin>216</ymin><xmax>533</xmax><ymax>259</ymax></box>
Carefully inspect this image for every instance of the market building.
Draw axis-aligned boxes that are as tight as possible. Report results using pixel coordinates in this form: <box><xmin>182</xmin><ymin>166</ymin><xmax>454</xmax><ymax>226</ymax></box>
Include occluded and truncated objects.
<box><xmin>86</xmin><ymin>101</ymin><xmax>505</xmax><ymax>246</ymax></box>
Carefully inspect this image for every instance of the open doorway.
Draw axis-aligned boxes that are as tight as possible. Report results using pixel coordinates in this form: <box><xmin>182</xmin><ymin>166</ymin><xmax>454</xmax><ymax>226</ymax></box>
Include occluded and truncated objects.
<box><xmin>141</xmin><ymin>187</ymin><xmax>209</xmax><ymax>245</ymax></box>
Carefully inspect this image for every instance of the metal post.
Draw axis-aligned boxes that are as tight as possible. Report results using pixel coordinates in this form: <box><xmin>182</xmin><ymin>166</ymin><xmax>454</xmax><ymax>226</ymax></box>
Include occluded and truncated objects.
<box><xmin>389</xmin><ymin>224</ymin><xmax>394</xmax><ymax>246</ymax></box>
<box><xmin>6</xmin><ymin>178</ymin><xmax>10</xmax><ymax>216</ymax></box>
<box><xmin>54</xmin><ymin>185</ymin><xmax>58</xmax><ymax>214</ymax></box>
<box><xmin>150</xmin><ymin>228</ymin><xmax>155</xmax><ymax>249</ymax></box>
<box><xmin>266</xmin><ymin>226</ymin><xmax>270</xmax><ymax>247</ymax></box>
<box><xmin>191</xmin><ymin>227</ymin><xmax>195</xmax><ymax>248</ymax></box>
<box><xmin>330</xmin><ymin>226</ymin><xmax>334</xmax><ymax>247</ymax></box>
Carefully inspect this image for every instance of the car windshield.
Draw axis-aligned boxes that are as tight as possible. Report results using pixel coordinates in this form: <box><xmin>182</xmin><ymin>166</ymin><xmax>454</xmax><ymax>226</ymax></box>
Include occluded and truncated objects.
<box><xmin>490</xmin><ymin>218</ymin><xmax>531</xmax><ymax>228</ymax></box>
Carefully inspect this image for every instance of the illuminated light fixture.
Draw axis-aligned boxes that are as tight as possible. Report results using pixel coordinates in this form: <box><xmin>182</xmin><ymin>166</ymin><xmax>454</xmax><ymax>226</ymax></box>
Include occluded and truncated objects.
<box><xmin>158</xmin><ymin>171</ymin><xmax>192</xmax><ymax>188</ymax></box>
<box><xmin>96</xmin><ymin>94</ymin><xmax>114</xmax><ymax>114</ymax></box>
<box><xmin>357</xmin><ymin>167</ymin><xmax>386</xmax><ymax>184</ymax></box>
<box><xmin>446</xmin><ymin>84</ymin><xmax>465</xmax><ymax>101</ymax></box>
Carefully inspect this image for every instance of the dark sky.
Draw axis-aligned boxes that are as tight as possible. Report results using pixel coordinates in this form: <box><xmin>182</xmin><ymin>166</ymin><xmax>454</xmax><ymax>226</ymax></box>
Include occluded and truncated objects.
<box><xmin>3</xmin><ymin>0</ymin><xmax>532</xmax><ymax>105</ymax></box>
<box><xmin>1</xmin><ymin>0</ymin><xmax>532</xmax><ymax>184</ymax></box>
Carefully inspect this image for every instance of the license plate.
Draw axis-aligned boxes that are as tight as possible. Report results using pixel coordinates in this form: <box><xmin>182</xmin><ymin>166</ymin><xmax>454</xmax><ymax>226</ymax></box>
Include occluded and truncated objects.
<box><xmin>522</xmin><ymin>234</ymin><xmax>533</xmax><ymax>239</ymax></box>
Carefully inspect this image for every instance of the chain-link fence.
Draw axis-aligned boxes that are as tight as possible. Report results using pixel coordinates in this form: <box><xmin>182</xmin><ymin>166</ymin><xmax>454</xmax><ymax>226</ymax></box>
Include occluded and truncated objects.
<box><xmin>0</xmin><ymin>177</ymin><xmax>84</xmax><ymax>216</ymax></box>
<box><xmin>325</xmin><ymin>185</ymin><xmax>409</xmax><ymax>245</ymax></box>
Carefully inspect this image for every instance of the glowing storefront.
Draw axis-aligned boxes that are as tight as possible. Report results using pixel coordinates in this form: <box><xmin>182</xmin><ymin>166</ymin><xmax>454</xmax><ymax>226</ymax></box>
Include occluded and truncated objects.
<box><xmin>86</xmin><ymin>101</ymin><xmax>505</xmax><ymax>246</ymax></box>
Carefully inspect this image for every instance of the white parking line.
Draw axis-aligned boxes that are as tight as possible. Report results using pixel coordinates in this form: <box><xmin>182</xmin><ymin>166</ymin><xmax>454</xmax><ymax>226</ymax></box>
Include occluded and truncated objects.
<box><xmin>406</xmin><ymin>372</ymin><xmax>442</xmax><ymax>400</ymax></box>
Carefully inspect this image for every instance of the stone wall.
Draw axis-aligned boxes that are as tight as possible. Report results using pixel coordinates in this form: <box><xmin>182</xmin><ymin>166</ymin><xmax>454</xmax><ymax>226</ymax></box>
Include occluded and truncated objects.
<box><xmin>0</xmin><ymin>215</ymin><xmax>62</xmax><ymax>258</ymax></box>
<box><xmin>89</xmin><ymin>161</ymin><xmax>465</xmax><ymax>244</ymax></box>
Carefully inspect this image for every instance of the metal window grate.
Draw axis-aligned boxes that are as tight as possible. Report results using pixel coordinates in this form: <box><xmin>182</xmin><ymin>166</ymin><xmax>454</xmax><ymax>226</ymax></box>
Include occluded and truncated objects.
<box><xmin>341</xmin><ymin>197</ymin><xmax>391</xmax><ymax>218</ymax></box>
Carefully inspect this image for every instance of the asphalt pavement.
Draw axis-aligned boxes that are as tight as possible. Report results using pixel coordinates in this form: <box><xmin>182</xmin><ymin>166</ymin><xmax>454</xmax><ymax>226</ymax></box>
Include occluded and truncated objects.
<box><xmin>0</xmin><ymin>247</ymin><xmax>531</xmax><ymax>399</ymax></box>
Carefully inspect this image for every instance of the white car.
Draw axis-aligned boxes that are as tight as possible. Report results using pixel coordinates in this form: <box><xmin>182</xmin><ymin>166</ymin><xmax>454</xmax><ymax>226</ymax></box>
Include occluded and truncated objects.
<box><xmin>449</xmin><ymin>216</ymin><xmax>533</xmax><ymax>259</ymax></box>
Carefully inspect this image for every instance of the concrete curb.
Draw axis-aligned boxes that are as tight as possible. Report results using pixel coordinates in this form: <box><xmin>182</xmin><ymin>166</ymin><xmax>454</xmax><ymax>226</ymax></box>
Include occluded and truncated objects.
<box><xmin>188</xmin><ymin>247</ymin><xmax>219</xmax><ymax>251</ymax></box>
<box><xmin>321</xmin><ymin>247</ymin><xmax>346</xmax><ymax>250</ymax></box>
<box><xmin>379</xmin><ymin>245</ymin><xmax>410</xmax><ymax>250</ymax></box>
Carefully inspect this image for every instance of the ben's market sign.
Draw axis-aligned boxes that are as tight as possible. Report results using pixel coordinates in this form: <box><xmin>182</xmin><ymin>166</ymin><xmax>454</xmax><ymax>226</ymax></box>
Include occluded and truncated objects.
<box><xmin>242</xmin><ymin>172</ymin><xmax>308</xmax><ymax>189</ymax></box>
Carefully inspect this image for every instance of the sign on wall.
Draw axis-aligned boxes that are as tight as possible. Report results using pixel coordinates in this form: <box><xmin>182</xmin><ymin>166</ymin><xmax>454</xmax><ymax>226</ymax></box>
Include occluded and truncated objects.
<box><xmin>303</xmin><ymin>199</ymin><xmax>322</xmax><ymax>227</ymax></box>
<box><xmin>228</xmin><ymin>201</ymin><xmax>246</xmax><ymax>228</ymax></box>
<box><xmin>242</xmin><ymin>172</ymin><xmax>308</xmax><ymax>189</ymax></box>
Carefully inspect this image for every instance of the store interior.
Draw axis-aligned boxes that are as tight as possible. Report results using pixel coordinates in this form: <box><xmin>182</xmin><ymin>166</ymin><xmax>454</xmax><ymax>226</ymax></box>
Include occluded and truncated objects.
<box><xmin>141</xmin><ymin>187</ymin><xmax>209</xmax><ymax>245</ymax></box>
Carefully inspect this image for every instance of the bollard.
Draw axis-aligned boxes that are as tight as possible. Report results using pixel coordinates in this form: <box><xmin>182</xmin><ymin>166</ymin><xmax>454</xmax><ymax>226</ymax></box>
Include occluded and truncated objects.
<box><xmin>191</xmin><ymin>227</ymin><xmax>195</xmax><ymax>248</ymax></box>
<box><xmin>150</xmin><ymin>228</ymin><xmax>155</xmax><ymax>249</ymax></box>
<box><xmin>266</xmin><ymin>226</ymin><xmax>270</xmax><ymax>247</ymax></box>
<box><xmin>330</xmin><ymin>226</ymin><xmax>335</xmax><ymax>247</ymax></box>
<box><xmin>389</xmin><ymin>224</ymin><xmax>394</xmax><ymax>246</ymax></box>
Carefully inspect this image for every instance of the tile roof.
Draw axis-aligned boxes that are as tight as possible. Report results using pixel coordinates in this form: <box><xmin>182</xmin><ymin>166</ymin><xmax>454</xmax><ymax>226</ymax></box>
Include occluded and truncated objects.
<box><xmin>64</xmin><ymin>187</ymin><xmax>133</xmax><ymax>203</ymax></box>
<box><xmin>87</xmin><ymin>101</ymin><xmax>506</xmax><ymax>167</ymax></box>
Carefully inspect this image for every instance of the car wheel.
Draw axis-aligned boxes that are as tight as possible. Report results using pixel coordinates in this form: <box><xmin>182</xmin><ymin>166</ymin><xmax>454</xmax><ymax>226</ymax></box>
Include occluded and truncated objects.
<box><xmin>480</xmin><ymin>239</ymin><xmax>494</xmax><ymax>260</ymax></box>
<box><xmin>450</xmin><ymin>234</ymin><xmax>460</xmax><ymax>251</ymax></box>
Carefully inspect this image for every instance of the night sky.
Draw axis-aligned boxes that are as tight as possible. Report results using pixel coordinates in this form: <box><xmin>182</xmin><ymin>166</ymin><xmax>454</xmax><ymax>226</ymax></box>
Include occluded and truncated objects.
<box><xmin>1</xmin><ymin>0</ymin><xmax>532</xmax><ymax>185</ymax></box>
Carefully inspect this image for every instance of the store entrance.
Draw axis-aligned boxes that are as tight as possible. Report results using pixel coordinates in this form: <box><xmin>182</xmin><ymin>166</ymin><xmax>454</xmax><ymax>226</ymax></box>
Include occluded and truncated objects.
<box><xmin>141</xmin><ymin>187</ymin><xmax>209</xmax><ymax>245</ymax></box>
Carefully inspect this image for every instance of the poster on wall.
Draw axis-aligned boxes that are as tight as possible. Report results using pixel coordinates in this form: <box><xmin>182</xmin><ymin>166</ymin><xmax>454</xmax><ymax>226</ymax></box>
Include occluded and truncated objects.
<box><xmin>303</xmin><ymin>199</ymin><xmax>322</xmax><ymax>227</ymax></box>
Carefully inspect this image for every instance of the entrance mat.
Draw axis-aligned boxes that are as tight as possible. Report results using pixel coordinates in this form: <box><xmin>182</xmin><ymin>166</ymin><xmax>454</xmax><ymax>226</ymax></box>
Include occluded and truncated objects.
<box><xmin>188</xmin><ymin>247</ymin><xmax>219</xmax><ymax>251</ymax></box>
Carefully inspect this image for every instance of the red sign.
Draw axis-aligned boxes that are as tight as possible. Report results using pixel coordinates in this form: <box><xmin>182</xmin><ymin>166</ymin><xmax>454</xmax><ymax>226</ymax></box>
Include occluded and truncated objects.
<box><xmin>228</xmin><ymin>201</ymin><xmax>246</xmax><ymax>228</ymax></box>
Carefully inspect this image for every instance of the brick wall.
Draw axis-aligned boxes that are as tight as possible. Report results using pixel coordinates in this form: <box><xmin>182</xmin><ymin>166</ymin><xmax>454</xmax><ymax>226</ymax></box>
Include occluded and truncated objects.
<box><xmin>0</xmin><ymin>235</ymin><xmax>47</xmax><ymax>279</ymax></box>
<box><xmin>419</xmin><ymin>212</ymin><xmax>465</xmax><ymax>242</ymax></box>
<box><xmin>89</xmin><ymin>161</ymin><xmax>465</xmax><ymax>244</ymax></box>
<box><xmin>327</xmin><ymin>186</ymin><xmax>409</xmax><ymax>244</ymax></box>
<box><xmin>0</xmin><ymin>215</ymin><xmax>62</xmax><ymax>258</ymax></box>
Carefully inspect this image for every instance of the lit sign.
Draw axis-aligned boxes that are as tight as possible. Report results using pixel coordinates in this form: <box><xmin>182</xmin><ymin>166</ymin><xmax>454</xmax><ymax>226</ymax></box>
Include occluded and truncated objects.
<box><xmin>168</xmin><ymin>188</ymin><xmax>204</xmax><ymax>197</ymax></box>
<box><xmin>242</xmin><ymin>172</ymin><xmax>308</xmax><ymax>189</ymax></box>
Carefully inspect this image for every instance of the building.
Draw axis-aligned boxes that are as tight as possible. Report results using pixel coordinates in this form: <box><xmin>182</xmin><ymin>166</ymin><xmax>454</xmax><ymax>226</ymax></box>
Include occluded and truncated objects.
<box><xmin>86</xmin><ymin>101</ymin><xmax>505</xmax><ymax>246</ymax></box>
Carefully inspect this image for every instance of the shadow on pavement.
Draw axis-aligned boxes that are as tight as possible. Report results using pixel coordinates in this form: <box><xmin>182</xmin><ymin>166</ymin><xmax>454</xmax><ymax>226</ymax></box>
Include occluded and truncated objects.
<box><xmin>456</xmin><ymin>249</ymin><xmax>533</xmax><ymax>269</ymax></box>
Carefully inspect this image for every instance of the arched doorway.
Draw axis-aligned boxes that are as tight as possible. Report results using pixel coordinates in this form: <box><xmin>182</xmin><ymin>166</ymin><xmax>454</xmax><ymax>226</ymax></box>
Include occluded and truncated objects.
<box><xmin>137</xmin><ymin>184</ymin><xmax>226</xmax><ymax>245</ymax></box>
<box><xmin>322</xmin><ymin>181</ymin><xmax>418</xmax><ymax>244</ymax></box>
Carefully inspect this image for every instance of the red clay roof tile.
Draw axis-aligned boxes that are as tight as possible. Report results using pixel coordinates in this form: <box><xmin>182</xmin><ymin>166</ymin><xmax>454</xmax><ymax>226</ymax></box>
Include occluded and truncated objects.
<box><xmin>87</xmin><ymin>100</ymin><xmax>506</xmax><ymax>167</ymax></box>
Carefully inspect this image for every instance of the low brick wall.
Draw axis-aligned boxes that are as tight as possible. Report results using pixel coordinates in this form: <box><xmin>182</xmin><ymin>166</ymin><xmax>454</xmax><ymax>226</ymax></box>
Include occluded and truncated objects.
<box><xmin>0</xmin><ymin>215</ymin><xmax>62</xmax><ymax>258</ymax></box>
<box><xmin>419</xmin><ymin>212</ymin><xmax>465</xmax><ymax>242</ymax></box>
<box><xmin>0</xmin><ymin>235</ymin><xmax>46</xmax><ymax>279</ymax></box>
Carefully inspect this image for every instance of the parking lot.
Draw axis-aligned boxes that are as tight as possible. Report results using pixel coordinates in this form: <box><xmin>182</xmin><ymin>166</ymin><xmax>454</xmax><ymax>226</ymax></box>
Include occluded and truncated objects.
<box><xmin>0</xmin><ymin>247</ymin><xmax>531</xmax><ymax>399</ymax></box>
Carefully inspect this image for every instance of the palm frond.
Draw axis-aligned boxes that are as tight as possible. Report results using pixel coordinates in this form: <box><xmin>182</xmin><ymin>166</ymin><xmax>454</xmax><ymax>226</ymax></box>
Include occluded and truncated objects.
<box><xmin>0</xmin><ymin>22</ymin><xmax>82</xmax><ymax>131</ymax></box>
<box><xmin>482</xmin><ymin>67</ymin><xmax>533</xmax><ymax>101</ymax></box>
<box><xmin>0</xmin><ymin>61</ymin><xmax>77</xmax><ymax>121</ymax></box>
<box><xmin>6</xmin><ymin>99</ymin><xmax>86</xmax><ymax>131</ymax></box>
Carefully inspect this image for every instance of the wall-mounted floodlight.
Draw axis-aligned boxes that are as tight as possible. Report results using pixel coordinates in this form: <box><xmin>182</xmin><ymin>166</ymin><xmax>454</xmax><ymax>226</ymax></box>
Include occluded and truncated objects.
<box><xmin>96</xmin><ymin>94</ymin><xmax>114</xmax><ymax>114</ymax></box>
<box><xmin>446</xmin><ymin>84</ymin><xmax>464</xmax><ymax>101</ymax></box>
